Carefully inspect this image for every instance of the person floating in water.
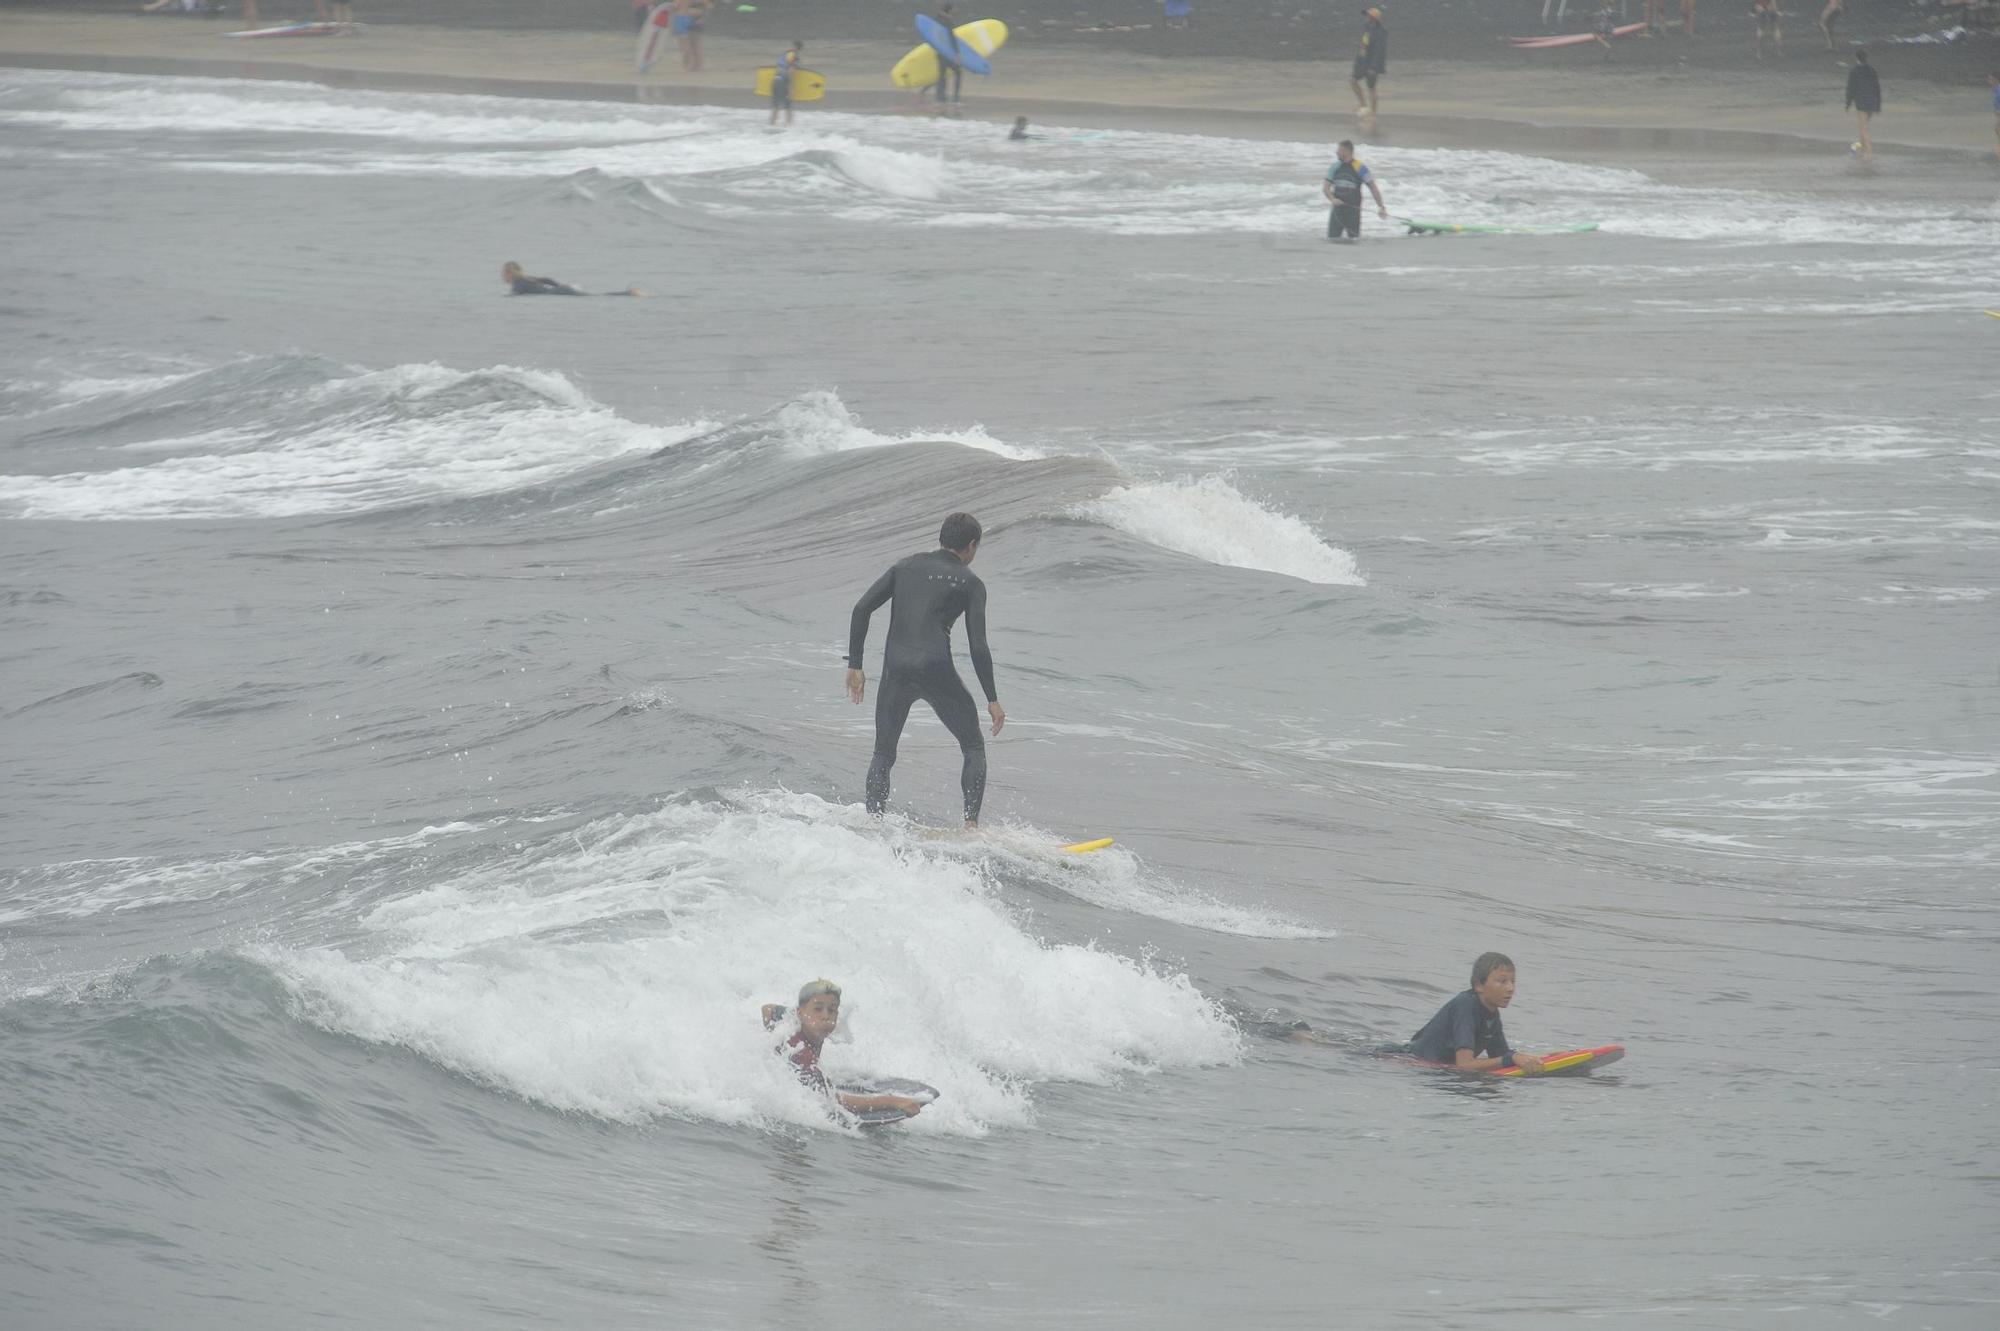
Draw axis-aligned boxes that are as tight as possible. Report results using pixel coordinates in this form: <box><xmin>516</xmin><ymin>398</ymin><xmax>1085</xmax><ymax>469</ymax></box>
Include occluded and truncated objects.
<box><xmin>847</xmin><ymin>511</ymin><xmax>1004</xmax><ymax>828</ymax></box>
<box><xmin>500</xmin><ymin>262</ymin><xmax>642</xmax><ymax>296</ymax></box>
<box><xmin>1321</xmin><ymin>139</ymin><xmax>1387</xmax><ymax>242</ymax></box>
<box><xmin>1403</xmin><ymin>952</ymin><xmax>1545</xmax><ymax>1075</ymax></box>
<box><xmin>762</xmin><ymin>980</ymin><xmax>929</xmax><ymax>1120</ymax></box>
<box><xmin>1008</xmin><ymin>115</ymin><xmax>1032</xmax><ymax>141</ymax></box>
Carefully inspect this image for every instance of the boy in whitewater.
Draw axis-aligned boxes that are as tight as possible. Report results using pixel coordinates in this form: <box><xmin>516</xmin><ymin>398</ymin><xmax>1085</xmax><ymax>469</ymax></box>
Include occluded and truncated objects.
<box><xmin>761</xmin><ymin>979</ymin><xmax>928</xmax><ymax>1119</ymax></box>
<box><xmin>1404</xmin><ymin>952</ymin><xmax>1545</xmax><ymax>1074</ymax></box>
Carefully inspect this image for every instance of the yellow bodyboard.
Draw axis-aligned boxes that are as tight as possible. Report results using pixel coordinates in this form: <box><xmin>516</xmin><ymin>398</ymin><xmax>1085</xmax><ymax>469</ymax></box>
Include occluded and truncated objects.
<box><xmin>1062</xmin><ymin>837</ymin><xmax>1115</xmax><ymax>854</ymax></box>
<box><xmin>755</xmin><ymin>67</ymin><xmax>827</xmax><ymax>101</ymax></box>
<box><xmin>890</xmin><ymin>18</ymin><xmax>1009</xmax><ymax>90</ymax></box>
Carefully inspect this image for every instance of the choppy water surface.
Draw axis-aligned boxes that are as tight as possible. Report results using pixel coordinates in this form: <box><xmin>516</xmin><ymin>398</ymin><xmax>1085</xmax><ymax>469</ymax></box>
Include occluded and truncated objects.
<box><xmin>2</xmin><ymin>69</ymin><xmax>1996</xmax><ymax>1329</ymax></box>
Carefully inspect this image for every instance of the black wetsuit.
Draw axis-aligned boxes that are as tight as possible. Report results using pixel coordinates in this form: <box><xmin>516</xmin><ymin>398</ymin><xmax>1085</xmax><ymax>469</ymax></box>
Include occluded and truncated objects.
<box><xmin>1406</xmin><ymin>989</ymin><xmax>1513</xmax><ymax>1065</ymax></box>
<box><xmin>848</xmin><ymin>549</ymin><xmax>996</xmax><ymax>822</ymax></box>
<box><xmin>510</xmin><ymin>275</ymin><xmax>587</xmax><ymax>296</ymax></box>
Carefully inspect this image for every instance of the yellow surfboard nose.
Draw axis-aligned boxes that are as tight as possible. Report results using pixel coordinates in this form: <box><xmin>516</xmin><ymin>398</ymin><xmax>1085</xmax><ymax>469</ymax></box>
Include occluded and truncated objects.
<box><xmin>1062</xmin><ymin>837</ymin><xmax>1115</xmax><ymax>854</ymax></box>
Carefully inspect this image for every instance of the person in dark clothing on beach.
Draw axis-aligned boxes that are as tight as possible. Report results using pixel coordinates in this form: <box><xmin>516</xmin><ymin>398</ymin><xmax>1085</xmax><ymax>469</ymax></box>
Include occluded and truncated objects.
<box><xmin>1845</xmin><ymin>48</ymin><xmax>1881</xmax><ymax>160</ymax></box>
<box><xmin>929</xmin><ymin>3</ymin><xmax>964</xmax><ymax>106</ymax></box>
<box><xmin>847</xmin><ymin>512</ymin><xmax>1005</xmax><ymax>827</ymax></box>
<box><xmin>501</xmin><ymin>263</ymin><xmax>641</xmax><ymax>296</ymax></box>
<box><xmin>1350</xmin><ymin>7</ymin><xmax>1388</xmax><ymax>119</ymax></box>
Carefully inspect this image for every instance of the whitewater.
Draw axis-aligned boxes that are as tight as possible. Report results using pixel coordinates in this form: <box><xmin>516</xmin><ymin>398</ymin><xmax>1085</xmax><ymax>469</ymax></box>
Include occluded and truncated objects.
<box><xmin>2</xmin><ymin>67</ymin><xmax>1996</xmax><ymax>1330</ymax></box>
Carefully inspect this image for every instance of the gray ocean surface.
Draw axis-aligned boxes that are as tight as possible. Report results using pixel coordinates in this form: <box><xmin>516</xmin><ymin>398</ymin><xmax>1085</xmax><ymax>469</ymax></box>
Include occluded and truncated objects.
<box><xmin>3</xmin><ymin>67</ymin><xmax>1998</xmax><ymax>1329</ymax></box>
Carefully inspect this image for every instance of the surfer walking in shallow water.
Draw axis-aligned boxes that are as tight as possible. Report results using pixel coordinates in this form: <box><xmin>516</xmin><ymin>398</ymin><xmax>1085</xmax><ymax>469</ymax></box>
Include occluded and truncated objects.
<box><xmin>1322</xmin><ymin>139</ymin><xmax>1388</xmax><ymax>242</ymax></box>
<box><xmin>847</xmin><ymin>512</ymin><xmax>1005</xmax><ymax>828</ymax></box>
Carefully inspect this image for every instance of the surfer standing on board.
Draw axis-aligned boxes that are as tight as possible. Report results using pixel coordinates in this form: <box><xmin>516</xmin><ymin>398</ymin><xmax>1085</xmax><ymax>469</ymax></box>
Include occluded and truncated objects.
<box><xmin>762</xmin><ymin>981</ymin><xmax>928</xmax><ymax>1120</ymax></box>
<box><xmin>1322</xmin><ymin>140</ymin><xmax>1388</xmax><ymax>242</ymax></box>
<box><xmin>1403</xmin><ymin>953</ymin><xmax>1546</xmax><ymax>1075</ymax></box>
<box><xmin>847</xmin><ymin>511</ymin><xmax>1004</xmax><ymax>828</ymax></box>
<box><xmin>1350</xmin><ymin>8</ymin><xmax>1388</xmax><ymax>119</ymax></box>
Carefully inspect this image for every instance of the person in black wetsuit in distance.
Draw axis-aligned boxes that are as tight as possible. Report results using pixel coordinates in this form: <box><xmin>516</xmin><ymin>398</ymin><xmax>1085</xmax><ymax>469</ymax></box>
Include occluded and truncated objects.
<box><xmin>500</xmin><ymin>262</ymin><xmax>642</xmax><ymax>296</ymax></box>
<box><xmin>847</xmin><ymin>511</ymin><xmax>1005</xmax><ymax>827</ymax></box>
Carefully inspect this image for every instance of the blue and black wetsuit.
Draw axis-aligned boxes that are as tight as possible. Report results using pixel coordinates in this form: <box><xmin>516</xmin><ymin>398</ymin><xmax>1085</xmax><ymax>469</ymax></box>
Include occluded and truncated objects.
<box><xmin>848</xmin><ymin>548</ymin><xmax>996</xmax><ymax>822</ymax></box>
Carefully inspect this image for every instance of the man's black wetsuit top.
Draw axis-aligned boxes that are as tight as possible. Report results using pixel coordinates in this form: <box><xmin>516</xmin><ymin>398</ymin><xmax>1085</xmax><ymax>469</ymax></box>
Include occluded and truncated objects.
<box><xmin>1406</xmin><ymin>990</ymin><xmax>1513</xmax><ymax>1065</ymax></box>
<box><xmin>848</xmin><ymin>548</ymin><xmax>996</xmax><ymax>822</ymax></box>
<box><xmin>510</xmin><ymin>275</ymin><xmax>587</xmax><ymax>296</ymax></box>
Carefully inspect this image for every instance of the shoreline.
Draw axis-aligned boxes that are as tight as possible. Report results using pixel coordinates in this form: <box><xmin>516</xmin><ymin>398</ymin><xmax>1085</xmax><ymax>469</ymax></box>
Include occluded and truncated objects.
<box><xmin>3</xmin><ymin>14</ymin><xmax>1997</xmax><ymax>162</ymax></box>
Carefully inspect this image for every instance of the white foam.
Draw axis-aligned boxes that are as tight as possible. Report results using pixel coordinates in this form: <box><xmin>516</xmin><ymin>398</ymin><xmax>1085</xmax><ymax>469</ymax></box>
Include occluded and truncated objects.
<box><xmin>0</xmin><ymin>362</ymin><xmax>713</xmax><ymax>520</ymax></box>
<box><xmin>257</xmin><ymin>792</ymin><xmax>1242</xmax><ymax>1134</ymax></box>
<box><xmin>1073</xmin><ymin>476</ymin><xmax>1365</xmax><ymax>586</ymax></box>
<box><xmin>763</xmin><ymin>389</ymin><xmax>1036</xmax><ymax>461</ymax></box>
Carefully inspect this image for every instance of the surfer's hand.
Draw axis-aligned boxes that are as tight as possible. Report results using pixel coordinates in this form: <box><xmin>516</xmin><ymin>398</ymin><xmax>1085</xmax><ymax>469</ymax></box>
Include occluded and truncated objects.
<box><xmin>988</xmin><ymin>700</ymin><xmax>1006</xmax><ymax>736</ymax></box>
<box><xmin>1515</xmin><ymin>1054</ymin><xmax>1544</xmax><ymax>1075</ymax></box>
<box><xmin>1378</xmin><ymin>205</ymin><xmax>1389</xmax><ymax>218</ymax></box>
<box><xmin>846</xmin><ymin>668</ymin><xmax>865</xmax><ymax>704</ymax></box>
<box><xmin>760</xmin><ymin>1004</ymin><xmax>786</xmax><ymax>1030</ymax></box>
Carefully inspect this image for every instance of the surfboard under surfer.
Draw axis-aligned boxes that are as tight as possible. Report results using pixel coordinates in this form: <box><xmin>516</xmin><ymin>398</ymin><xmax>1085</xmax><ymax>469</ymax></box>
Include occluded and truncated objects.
<box><xmin>846</xmin><ymin>511</ymin><xmax>1004</xmax><ymax>828</ymax></box>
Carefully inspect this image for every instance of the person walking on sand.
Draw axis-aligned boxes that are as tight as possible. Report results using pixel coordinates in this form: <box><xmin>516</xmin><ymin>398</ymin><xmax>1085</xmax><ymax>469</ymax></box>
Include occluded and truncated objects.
<box><xmin>1753</xmin><ymin>0</ymin><xmax>1782</xmax><ymax>60</ymax></box>
<box><xmin>1817</xmin><ymin>0</ymin><xmax>1843</xmax><ymax>51</ymax></box>
<box><xmin>1322</xmin><ymin>139</ymin><xmax>1388</xmax><ymax>242</ymax></box>
<box><xmin>1350</xmin><ymin>8</ymin><xmax>1388</xmax><ymax>119</ymax></box>
<box><xmin>1592</xmin><ymin>4</ymin><xmax>1618</xmax><ymax>56</ymax></box>
<box><xmin>1682</xmin><ymin>0</ymin><xmax>1698</xmax><ymax>37</ymax></box>
<box><xmin>1844</xmin><ymin>48</ymin><xmax>1881</xmax><ymax>160</ymax></box>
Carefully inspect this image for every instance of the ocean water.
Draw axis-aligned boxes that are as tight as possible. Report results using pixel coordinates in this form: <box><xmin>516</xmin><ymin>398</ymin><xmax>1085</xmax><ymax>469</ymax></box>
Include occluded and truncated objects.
<box><xmin>2</xmin><ymin>68</ymin><xmax>1997</xmax><ymax>1329</ymax></box>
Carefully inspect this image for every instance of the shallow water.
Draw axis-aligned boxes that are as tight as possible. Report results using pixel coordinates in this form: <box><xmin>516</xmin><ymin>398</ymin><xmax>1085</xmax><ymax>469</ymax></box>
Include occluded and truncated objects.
<box><xmin>3</xmin><ymin>69</ymin><xmax>1997</xmax><ymax>1329</ymax></box>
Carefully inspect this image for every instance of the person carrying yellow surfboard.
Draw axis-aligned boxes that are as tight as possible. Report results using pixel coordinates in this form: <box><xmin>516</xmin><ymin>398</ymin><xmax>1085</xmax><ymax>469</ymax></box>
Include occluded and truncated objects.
<box><xmin>770</xmin><ymin>40</ymin><xmax>802</xmax><ymax>127</ymax></box>
<box><xmin>927</xmin><ymin>3</ymin><xmax>965</xmax><ymax>106</ymax></box>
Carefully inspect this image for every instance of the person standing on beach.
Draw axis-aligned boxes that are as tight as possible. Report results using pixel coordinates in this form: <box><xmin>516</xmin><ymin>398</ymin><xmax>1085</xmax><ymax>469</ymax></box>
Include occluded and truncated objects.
<box><xmin>1817</xmin><ymin>0</ymin><xmax>1843</xmax><ymax>52</ymax></box>
<box><xmin>770</xmin><ymin>40</ymin><xmax>802</xmax><ymax>127</ymax></box>
<box><xmin>1322</xmin><ymin>139</ymin><xmax>1388</xmax><ymax>242</ymax></box>
<box><xmin>1989</xmin><ymin>71</ymin><xmax>1999</xmax><ymax>163</ymax></box>
<box><xmin>929</xmin><ymin>4</ymin><xmax>965</xmax><ymax>107</ymax></box>
<box><xmin>1682</xmin><ymin>0</ymin><xmax>1698</xmax><ymax>37</ymax></box>
<box><xmin>1844</xmin><ymin>48</ymin><xmax>1881</xmax><ymax>160</ymax></box>
<box><xmin>847</xmin><ymin>512</ymin><xmax>1004</xmax><ymax>828</ymax></box>
<box><xmin>1752</xmin><ymin>0</ymin><xmax>1781</xmax><ymax>60</ymax></box>
<box><xmin>1350</xmin><ymin>8</ymin><xmax>1388</xmax><ymax>119</ymax></box>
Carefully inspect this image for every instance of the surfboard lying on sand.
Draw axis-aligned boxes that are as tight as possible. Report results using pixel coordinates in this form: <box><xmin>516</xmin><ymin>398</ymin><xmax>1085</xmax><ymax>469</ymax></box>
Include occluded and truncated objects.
<box><xmin>635</xmin><ymin>4</ymin><xmax>674</xmax><ymax>73</ymax></box>
<box><xmin>1400</xmin><ymin>218</ymin><xmax>1599</xmax><ymax>236</ymax></box>
<box><xmin>1511</xmin><ymin>22</ymin><xmax>1647</xmax><ymax>48</ymax></box>
<box><xmin>835</xmin><ymin>1077</ymin><xmax>939</xmax><ymax>1125</ymax></box>
<box><xmin>1392</xmin><ymin>1044</ymin><xmax>1626</xmax><ymax>1077</ymax></box>
<box><xmin>754</xmin><ymin>67</ymin><xmax>828</xmax><ymax>101</ymax></box>
<box><xmin>891</xmin><ymin>18</ymin><xmax>1008</xmax><ymax>89</ymax></box>
<box><xmin>224</xmin><ymin>21</ymin><xmax>349</xmax><ymax>36</ymax></box>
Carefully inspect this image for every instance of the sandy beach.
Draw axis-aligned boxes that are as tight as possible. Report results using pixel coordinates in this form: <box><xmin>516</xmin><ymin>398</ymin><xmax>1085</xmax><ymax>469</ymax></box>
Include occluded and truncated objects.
<box><xmin>4</xmin><ymin>9</ymin><xmax>1997</xmax><ymax>159</ymax></box>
